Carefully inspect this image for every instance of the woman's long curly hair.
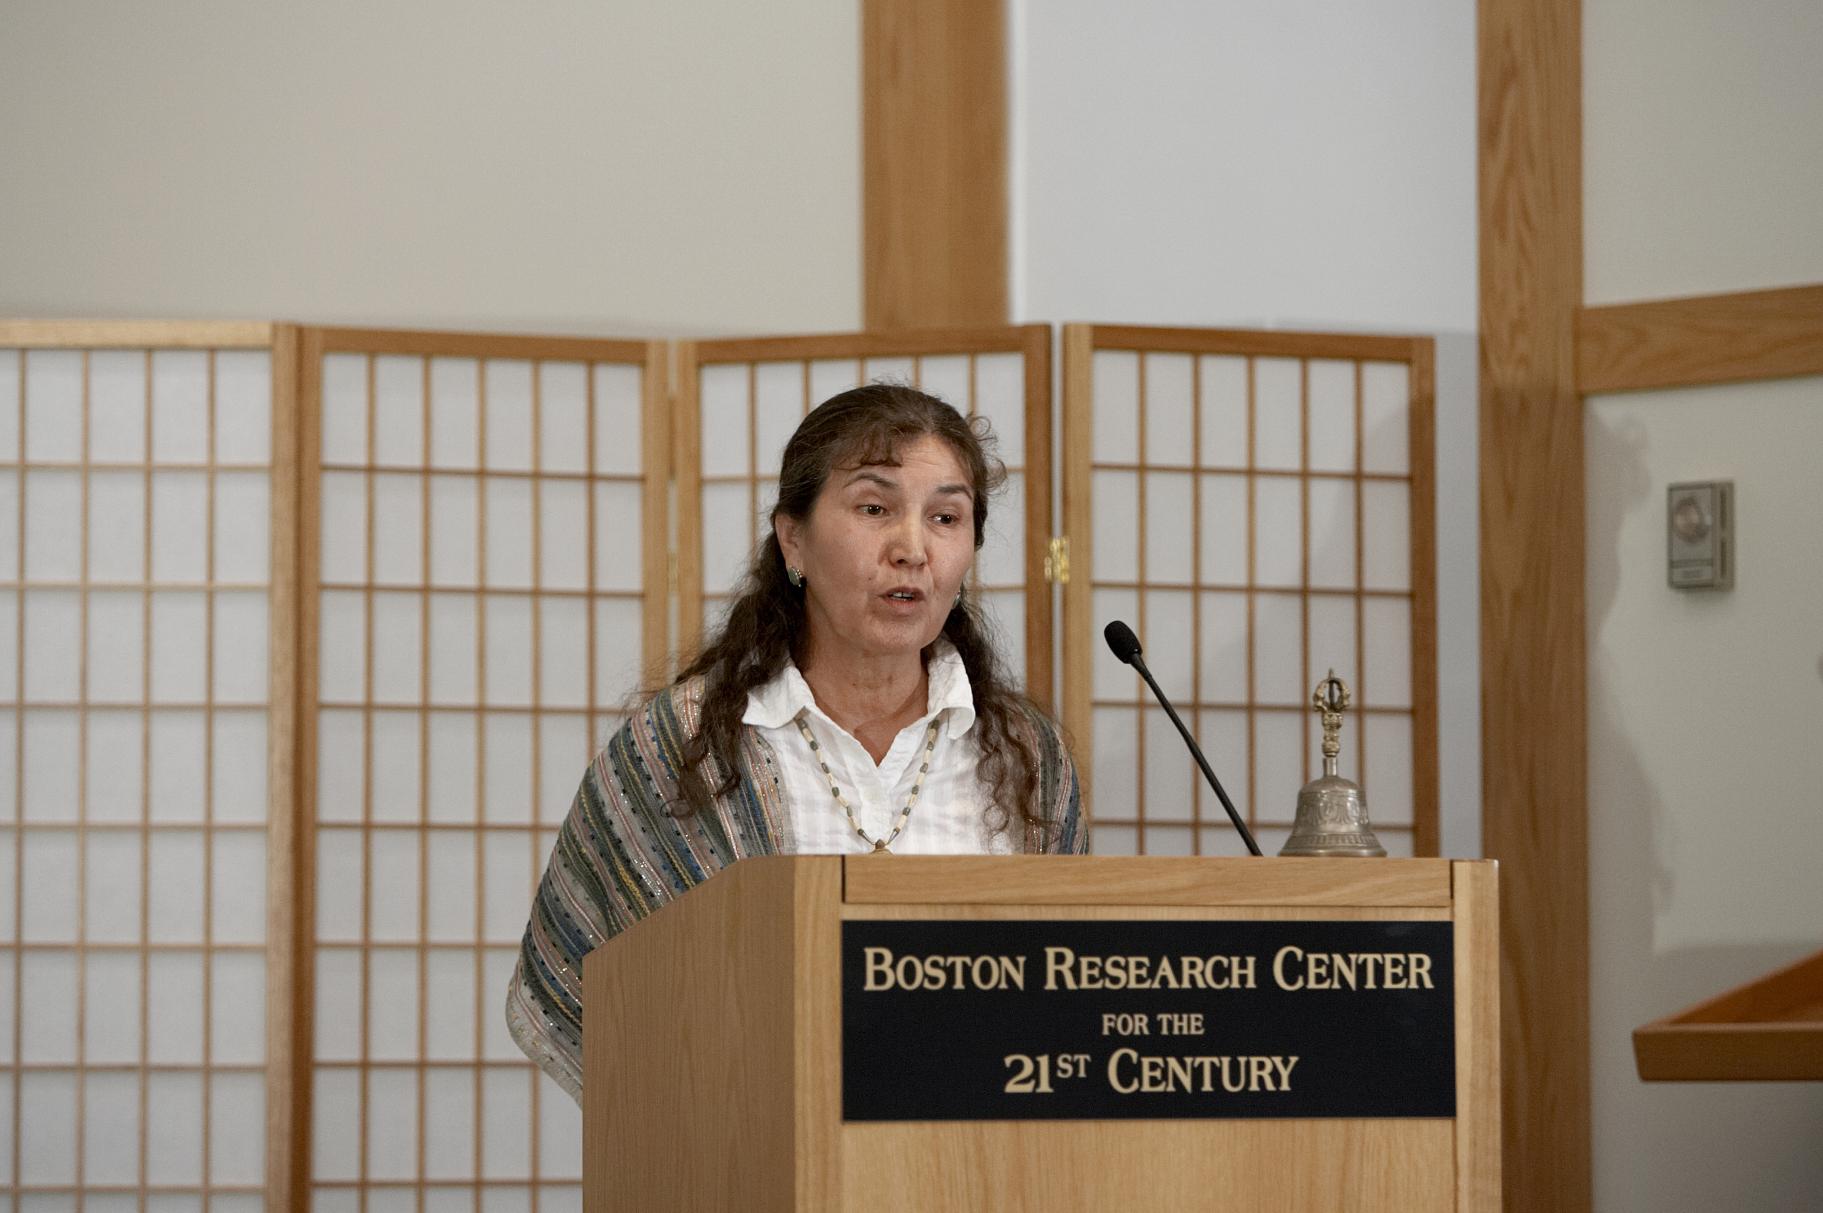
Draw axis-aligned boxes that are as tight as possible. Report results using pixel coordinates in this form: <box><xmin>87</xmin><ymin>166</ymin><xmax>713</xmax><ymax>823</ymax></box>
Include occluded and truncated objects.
<box><xmin>672</xmin><ymin>382</ymin><xmax>1043</xmax><ymax>833</ymax></box>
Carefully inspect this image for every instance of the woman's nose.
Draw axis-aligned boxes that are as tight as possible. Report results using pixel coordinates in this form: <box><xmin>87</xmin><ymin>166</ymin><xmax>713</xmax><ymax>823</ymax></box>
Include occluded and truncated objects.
<box><xmin>888</xmin><ymin>517</ymin><xmax>928</xmax><ymax>564</ymax></box>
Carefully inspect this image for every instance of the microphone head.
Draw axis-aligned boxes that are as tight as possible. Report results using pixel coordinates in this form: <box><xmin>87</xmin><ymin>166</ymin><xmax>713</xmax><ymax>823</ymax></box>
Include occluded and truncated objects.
<box><xmin>1103</xmin><ymin>620</ymin><xmax>1143</xmax><ymax>665</ymax></box>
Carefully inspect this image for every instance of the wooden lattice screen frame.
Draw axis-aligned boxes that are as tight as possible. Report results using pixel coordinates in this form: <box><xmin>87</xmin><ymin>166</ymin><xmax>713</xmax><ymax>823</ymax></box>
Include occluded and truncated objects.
<box><xmin>1061</xmin><ymin>324</ymin><xmax>1439</xmax><ymax>856</ymax></box>
<box><xmin>673</xmin><ymin>326</ymin><xmax>1054</xmax><ymax>706</ymax></box>
<box><xmin>287</xmin><ymin>327</ymin><xmax>669</xmax><ymax>1212</ymax></box>
<box><xmin>0</xmin><ymin>319</ymin><xmax>302</xmax><ymax>1213</ymax></box>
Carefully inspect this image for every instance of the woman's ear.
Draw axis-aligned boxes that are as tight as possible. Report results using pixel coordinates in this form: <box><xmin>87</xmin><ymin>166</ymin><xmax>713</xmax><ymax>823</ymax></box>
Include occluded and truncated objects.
<box><xmin>774</xmin><ymin>513</ymin><xmax>802</xmax><ymax>571</ymax></box>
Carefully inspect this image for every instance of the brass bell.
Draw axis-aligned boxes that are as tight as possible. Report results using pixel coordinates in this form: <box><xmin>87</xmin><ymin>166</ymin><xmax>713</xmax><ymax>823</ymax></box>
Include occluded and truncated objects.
<box><xmin>1280</xmin><ymin>671</ymin><xmax>1385</xmax><ymax>857</ymax></box>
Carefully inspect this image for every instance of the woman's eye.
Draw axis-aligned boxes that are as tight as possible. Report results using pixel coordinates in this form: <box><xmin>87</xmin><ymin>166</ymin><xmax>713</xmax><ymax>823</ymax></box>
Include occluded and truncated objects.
<box><xmin>933</xmin><ymin>512</ymin><xmax>958</xmax><ymax>526</ymax></box>
<box><xmin>860</xmin><ymin>503</ymin><xmax>886</xmax><ymax>517</ymax></box>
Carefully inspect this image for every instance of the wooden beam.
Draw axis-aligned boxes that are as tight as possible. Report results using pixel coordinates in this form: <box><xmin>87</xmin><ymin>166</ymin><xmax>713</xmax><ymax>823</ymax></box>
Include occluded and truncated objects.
<box><xmin>863</xmin><ymin>0</ymin><xmax>1008</xmax><ymax>329</ymax></box>
<box><xmin>1577</xmin><ymin>284</ymin><xmax>1823</xmax><ymax>393</ymax></box>
<box><xmin>1478</xmin><ymin>0</ymin><xmax>1591</xmax><ymax>1209</ymax></box>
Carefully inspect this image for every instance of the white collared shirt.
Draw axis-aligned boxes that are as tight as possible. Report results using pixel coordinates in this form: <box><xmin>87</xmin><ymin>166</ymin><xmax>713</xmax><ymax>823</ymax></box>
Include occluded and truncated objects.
<box><xmin>742</xmin><ymin>641</ymin><xmax>1014</xmax><ymax>854</ymax></box>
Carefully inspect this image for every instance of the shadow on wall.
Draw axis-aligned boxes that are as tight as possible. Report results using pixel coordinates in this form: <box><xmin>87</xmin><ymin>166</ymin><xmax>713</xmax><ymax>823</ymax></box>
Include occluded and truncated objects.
<box><xmin>1583</xmin><ymin>407</ymin><xmax>1823</xmax><ymax>1212</ymax></box>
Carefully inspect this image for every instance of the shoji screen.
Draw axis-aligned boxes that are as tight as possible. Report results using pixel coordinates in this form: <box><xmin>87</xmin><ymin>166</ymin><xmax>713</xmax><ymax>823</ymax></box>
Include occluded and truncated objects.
<box><xmin>0</xmin><ymin>323</ymin><xmax>296</xmax><ymax>1213</ymax></box>
<box><xmin>674</xmin><ymin>328</ymin><xmax>1053</xmax><ymax>704</ymax></box>
<box><xmin>1061</xmin><ymin>325</ymin><xmax>1437</xmax><ymax>857</ymax></box>
<box><xmin>295</xmin><ymin>330</ymin><xmax>667</xmax><ymax>1213</ymax></box>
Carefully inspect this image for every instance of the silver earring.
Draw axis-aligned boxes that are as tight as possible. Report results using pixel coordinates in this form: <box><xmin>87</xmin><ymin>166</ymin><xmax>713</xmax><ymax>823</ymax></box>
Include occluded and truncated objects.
<box><xmin>954</xmin><ymin>587</ymin><xmax>964</xmax><ymax>608</ymax></box>
<box><xmin>787</xmin><ymin>566</ymin><xmax>805</xmax><ymax>588</ymax></box>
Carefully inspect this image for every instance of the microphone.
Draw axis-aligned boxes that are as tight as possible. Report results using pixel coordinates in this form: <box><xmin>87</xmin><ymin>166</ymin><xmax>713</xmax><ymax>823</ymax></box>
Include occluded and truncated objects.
<box><xmin>1103</xmin><ymin>620</ymin><xmax>1262</xmax><ymax>856</ymax></box>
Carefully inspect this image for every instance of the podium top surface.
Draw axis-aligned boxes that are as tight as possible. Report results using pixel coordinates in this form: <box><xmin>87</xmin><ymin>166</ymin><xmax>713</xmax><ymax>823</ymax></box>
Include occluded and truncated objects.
<box><xmin>840</xmin><ymin>855</ymin><xmax>1465</xmax><ymax>908</ymax></box>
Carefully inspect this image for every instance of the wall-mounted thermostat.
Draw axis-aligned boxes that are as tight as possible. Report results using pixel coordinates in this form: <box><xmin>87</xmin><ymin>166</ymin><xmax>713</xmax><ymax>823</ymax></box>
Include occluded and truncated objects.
<box><xmin>1667</xmin><ymin>480</ymin><xmax>1733</xmax><ymax>590</ymax></box>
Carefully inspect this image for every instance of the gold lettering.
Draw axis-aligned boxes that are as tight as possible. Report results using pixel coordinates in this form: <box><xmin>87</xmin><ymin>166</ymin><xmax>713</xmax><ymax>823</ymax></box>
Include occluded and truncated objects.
<box><xmin>1232</xmin><ymin>954</ymin><xmax>1257</xmax><ymax>988</ymax></box>
<box><xmin>863</xmin><ymin>947</ymin><xmax>896</xmax><ymax>991</ymax></box>
<box><xmin>1108</xmin><ymin>1047</ymin><xmax>1139</xmax><ymax>1093</ymax></box>
<box><xmin>1410</xmin><ymin>952</ymin><xmax>1434</xmax><ymax>989</ymax></box>
<box><xmin>1272</xmin><ymin>1055</ymin><xmax>1299</xmax><ymax>1089</ymax></box>
<box><xmin>1274</xmin><ymin>945</ymin><xmax>1304</xmax><ymax>990</ymax></box>
<box><xmin>1045</xmin><ymin>947</ymin><xmax>1077</xmax><ymax>990</ymax></box>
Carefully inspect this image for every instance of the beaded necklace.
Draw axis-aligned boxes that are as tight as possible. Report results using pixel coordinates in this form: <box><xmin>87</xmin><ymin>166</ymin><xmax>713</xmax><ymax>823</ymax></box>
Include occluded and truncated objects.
<box><xmin>792</xmin><ymin>712</ymin><xmax>943</xmax><ymax>852</ymax></box>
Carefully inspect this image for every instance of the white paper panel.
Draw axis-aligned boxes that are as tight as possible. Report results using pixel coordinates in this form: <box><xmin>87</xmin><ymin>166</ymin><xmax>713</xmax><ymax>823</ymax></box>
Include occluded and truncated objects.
<box><xmin>538</xmin><ymin>598</ymin><xmax>589</xmax><ymax>708</ymax></box>
<box><xmin>23</xmin><ymin>590</ymin><xmax>80</xmax><ymax>700</ymax></box>
<box><xmin>0</xmin><ymin>955</ymin><xmax>11</xmax><ymax>1065</ymax></box>
<box><xmin>863</xmin><ymin>355</ymin><xmax>916</xmax><ymax>385</ymax></box>
<box><xmin>321</xmin><ymin>355</ymin><xmax>368</xmax><ymax>465</ymax></box>
<box><xmin>1197</xmin><ymin>473</ymin><xmax>1248</xmax><ymax>585</ymax></box>
<box><xmin>700</xmin><ymin>481</ymin><xmax>754</xmax><ymax>595</ymax></box>
<box><xmin>1360</xmin><ymin>362</ymin><xmax>1411</xmax><ymax>474</ymax></box>
<box><xmin>538</xmin><ymin>480</ymin><xmax>589</xmax><ymax>591</ymax></box>
<box><xmin>84</xmin><ymin>831</ymin><xmax>142</xmax><ymax>944</ymax></box>
<box><xmin>0</xmin><ymin>472</ymin><xmax>15</xmax><ymax>583</ymax></box>
<box><xmin>1197</xmin><ymin>355</ymin><xmax>1249</xmax><ymax>467</ymax></box>
<box><xmin>312</xmin><ymin>948</ymin><xmax>361</xmax><ymax>1062</ymax></box>
<box><xmin>1253</xmin><ymin>711</ymin><xmax>1306</xmax><ymax>825</ymax></box>
<box><xmin>1143</xmin><ymin>354</ymin><xmax>1194</xmax><ymax>466</ymax></box>
<box><xmin>147</xmin><ymin>950</ymin><xmax>205</xmax><ymax>1064</ymax></box>
<box><xmin>1307</xmin><ymin>477</ymin><xmax>1357</xmax><ymax>589</ymax></box>
<box><xmin>148</xmin><ymin>829</ymin><xmax>206</xmax><ymax>943</ymax></box>
<box><xmin>210</xmin><ymin>950</ymin><xmax>265</xmax><ymax>1064</ymax></box>
<box><xmin>539</xmin><ymin>716</ymin><xmax>589</xmax><ymax>823</ymax></box>
<box><xmin>483</xmin><ymin>713</ymin><xmax>534</xmax><ymax>824</ymax></box>
<box><xmin>976</xmin><ymin>590</ymin><xmax>1025</xmax><ymax>689</ymax></box>
<box><xmin>371</xmin><ymin>590</ymin><xmax>422</xmax><ymax>704</ymax></box>
<box><xmin>317</xmin><ymin>589</ymin><xmax>365</xmax><ymax>703</ymax></box>
<box><xmin>1253</xmin><ymin>477</ymin><xmax>1301</xmax><ymax>588</ymax></box>
<box><xmin>85</xmin><ymin>591</ymin><xmax>142</xmax><ymax>705</ymax></box>
<box><xmin>314</xmin><ymin>829</ymin><xmax>364</xmax><ymax>943</ymax></box>
<box><xmin>426</xmin><ymin>830</ymin><xmax>478</xmax><ymax>943</ymax></box>
<box><xmin>214</xmin><ymin>350</ymin><xmax>272</xmax><ymax>466</ymax></box>
<box><xmin>1090</xmin><ymin>351</ymin><xmax>1139</xmax><ymax>463</ymax></box>
<box><xmin>319</xmin><ymin>471</ymin><xmax>366</xmax><ymax>584</ymax></box>
<box><xmin>1196</xmin><ymin>590</ymin><xmax>1249</xmax><ymax>703</ymax></box>
<box><xmin>538</xmin><ymin>363</ymin><xmax>589</xmax><ymax>476</ymax></box>
<box><xmin>483</xmin><ymin>362</ymin><xmax>535</xmax><ymax>473</ymax></box>
<box><xmin>1253</xmin><ymin>592</ymin><xmax>1304</xmax><ymax>707</ymax></box>
<box><xmin>483</xmin><ymin>829</ymin><xmax>531</xmax><ymax>943</ymax></box>
<box><xmin>484</xmin><ymin>478</ymin><xmax>534</xmax><ymax>588</ymax></box>
<box><xmin>590</xmin><ymin>363</ymin><xmax>645</xmax><ymax>478</ymax></box>
<box><xmin>82</xmin><ymin>1071</ymin><xmax>139</xmax><ymax>1184</ymax></box>
<box><xmin>1089</xmin><ymin>587</ymin><xmax>1139</xmax><ymax>701</ymax></box>
<box><xmin>365</xmin><ymin>1067</ymin><xmax>419</xmax><ymax>1180</ymax></box>
<box><xmin>1196</xmin><ymin>708</ymin><xmax>1251</xmax><ymax>821</ymax></box>
<box><xmin>370</xmin><ymin>710</ymin><xmax>421</xmax><ymax>823</ymax></box>
<box><xmin>367</xmin><ymin>829</ymin><xmax>419</xmax><ymax>944</ymax></box>
<box><xmin>975</xmin><ymin>469</ymin><xmax>1024</xmax><ymax>587</ymax></box>
<box><xmin>84</xmin><ymin>951</ymin><xmax>141</xmax><ymax>1063</ymax></box>
<box><xmin>753</xmin><ymin>362</ymin><xmax>802</xmax><ymax>476</ymax></box>
<box><xmin>21</xmin><ymin>830</ymin><xmax>78</xmax><ymax>942</ymax></box>
<box><xmin>209</xmin><ymin>1072</ymin><xmax>265</xmax><ymax>1184</ymax></box>
<box><xmin>20</xmin><ymin>952</ymin><xmax>78</xmax><ymax>1061</ymax></box>
<box><xmin>372</xmin><ymin>356</ymin><xmax>423</xmax><ymax>468</ymax></box>
<box><xmin>87</xmin><ymin>350</ymin><xmax>145</xmax><ymax>463</ymax></box>
<box><xmin>480</xmin><ymin>947</ymin><xmax>521</xmax><ymax>1061</ymax></box>
<box><xmin>212</xmin><ymin>708</ymin><xmax>267</xmax><ymax>822</ymax></box>
<box><xmin>425</xmin><ymin>949</ymin><xmax>477</xmax><ymax>1060</ymax></box>
<box><xmin>426</xmin><ymin>713</ymin><xmax>479</xmax><ymax>823</ymax></box>
<box><xmin>150</xmin><ymin>591</ymin><xmax>208</xmax><ymax>702</ymax></box>
<box><xmin>1142</xmin><ymin>825</ymin><xmax>1196</xmax><ymax>856</ymax></box>
<box><xmin>214</xmin><ymin>590</ymin><xmax>268</xmax><ymax>704</ymax></box>
<box><xmin>1143</xmin><ymin>472</ymin><xmax>1194</xmax><ymax>583</ymax></box>
<box><xmin>429</xmin><ymin>358</ymin><xmax>481</xmax><ymax>471</ymax></box>
<box><xmin>1090</xmin><ymin>470</ymin><xmax>1138</xmax><ymax>583</ymax></box>
<box><xmin>0</xmin><ymin>710</ymin><xmax>14</xmax><ymax>820</ymax></box>
<box><xmin>1364</xmin><ymin>713</ymin><xmax>1415</xmax><ymax>826</ymax></box>
<box><xmin>480</xmin><ymin>1067</ymin><xmax>532</xmax><ymax>1179</ymax></box>
<box><xmin>698</xmin><ymin>364</ymin><xmax>750</xmax><ymax>479</ymax></box>
<box><xmin>1362</xmin><ymin>597</ymin><xmax>1414</xmax><ymax>708</ymax></box>
<box><xmin>428</xmin><ymin>474</ymin><xmax>479</xmax><ymax>586</ymax></box>
<box><xmin>1142</xmin><ymin>708</ymin><xmax>1196</xmax><ymax>821</ymax></box>
<box><xmin>315</xmin><ymin>709</ymin><xmax>365</xmax><ymax>823</ymax></box>
<box><xmin>428</xmin><ymin>595</ymin><xmax>478</xmax><ymax>705</ymax></box>
<box><xmin>592</xmin><ymin>598</ymin><xmax>642</xmax><ymax>704</ymax></box>
<box><xmin>1145</xmin><ymin>589</ymin><xmax>1194</xmax><ymax>703</ymax></box>
<box><xmin>21</xmin><ymin>709</ymin><xmax>78</xmax><ymax>818</ymax></box>
<box><xmin>1090</xmin><ymin>706</ymin><xmax>1139</xmax><ymax>816</ymax></box>
<box><xmin>974</xmin><ymin>353</ymin><xmax>1025</xmax><ymax>465</ymax></box>
<box><xmin>366</xmin><ymin>952</ymin><xmax>419</xmax><ymax>1059</ymax></box>
<box><xmin>311</xmin><ymin>1067</ymin><xmax>361</xmax><ymax>1181</ymax></box>
<box><xmin>1361</xmin><ymin>480</ymin><xmax>1411</xmax><ymax>591</ymax></box>
<box><xmin>591</xmin><ymin>480</ymin><xmax>643</xmax><ymax>593</ymax></box>
<box><xmin>422</xmin><ymin>1067</ymin><xmax>477</xmax><ymax>1179</ymax></box>
<box><xmin>145</xmin><ymin>1071</ymin><xmax>205</xmax><ymax>1185</ymax></box>
<box><xmin>483</xmin><ymin>595</ymin><xmax>534</xmax><ymax>706</ymax></box>
<box><xmin>371</xmin><ymin>473</ymin><xmax>422</xmax><ymax>586</ymax></box>
<box><xmin>18</xmin><ymin>1072</ymin><xmax>77</xmax><ymax>1184</ymax></box>
<box><xmin>88</xmin><ymin>470</ymin><xmax>146</xmax><ymax>580</ymax></box>
<box><xmin>1307</xmin><ymin>359</ymin><xmax>1357</xmax><ymax>472</ymax></box>
<box><xmin>149</xmin><ymin>710</ymin><xmax>206</xmax><ymax>822</ymax></box>
<box><xmin>1307</xmin><ymin>594</ymin><xmax>1360</xmax><ymax>694</ymax></box>
<box><xmin>1094</xmin><ymin>824</ymin><xmax>1138</xmax><ymax>856</ymax></box>
<box><xmin>1252</xmin><ymin>358</ymin><xmax>1301</xmax><ymax>471</ymax></box>
<box><xmin>536</xmin><ymin>1073</ymin><xmax>584</xmax><ymax>1178</ymax></box>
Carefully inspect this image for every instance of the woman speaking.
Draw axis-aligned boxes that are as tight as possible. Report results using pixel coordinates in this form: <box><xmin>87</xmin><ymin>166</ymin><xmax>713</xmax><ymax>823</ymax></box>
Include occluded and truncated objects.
<box><xmin>507</xmin><ymin>383</ymin><xmax>1087</xmax><ymax>1099</ymax></box>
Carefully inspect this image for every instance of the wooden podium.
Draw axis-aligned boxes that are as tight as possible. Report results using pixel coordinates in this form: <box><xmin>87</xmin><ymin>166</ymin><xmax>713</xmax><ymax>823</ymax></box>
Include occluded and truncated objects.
<box><xmin>582</xmin><ymin>856</ymin><xmax>1499</xmax><ymax>1212</ymax></box>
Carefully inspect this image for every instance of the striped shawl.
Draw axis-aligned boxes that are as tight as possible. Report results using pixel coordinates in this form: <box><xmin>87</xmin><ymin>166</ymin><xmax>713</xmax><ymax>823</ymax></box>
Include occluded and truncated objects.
<box><xmin>505</xmin><ymin>675</ymin><xmax>1086</xmax><ymax>1101</ymax></box>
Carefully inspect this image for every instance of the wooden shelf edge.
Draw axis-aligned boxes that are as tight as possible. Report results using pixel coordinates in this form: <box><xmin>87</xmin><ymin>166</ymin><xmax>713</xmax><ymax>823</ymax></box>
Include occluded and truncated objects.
<box><xmin>1632</xmin><ymin>946</ymin><xmax>1823</xmax><ymax>1081</ymax></box>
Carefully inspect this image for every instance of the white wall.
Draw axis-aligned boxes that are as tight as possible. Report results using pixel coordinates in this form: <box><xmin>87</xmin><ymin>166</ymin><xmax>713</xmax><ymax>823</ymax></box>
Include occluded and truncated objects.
<box><xmin>1585</xmin><ymin>1</ymin><xmax>1823</xmax><ymax>1207</ymax></box>
<box><xmin>1012</xmin><ymin>0</ymin><xmax>1481</xmax><ymax>858</ymax></box>
<box><xmin>0</xmin><ymin>0</ymin><xmax>861</xmax><ymax>335</ymax></box>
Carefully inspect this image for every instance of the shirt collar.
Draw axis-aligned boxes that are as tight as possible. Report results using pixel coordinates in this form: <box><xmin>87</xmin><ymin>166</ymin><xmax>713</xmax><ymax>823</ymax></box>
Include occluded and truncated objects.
<box><xmin>742</xmin><ymin>639</ymin><xmax>977</xmax><ymax>739</ymax></box>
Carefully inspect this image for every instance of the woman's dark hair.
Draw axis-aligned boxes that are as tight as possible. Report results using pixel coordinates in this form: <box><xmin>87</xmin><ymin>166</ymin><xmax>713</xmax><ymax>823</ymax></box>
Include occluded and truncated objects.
<box><xmin>673</xmin><ymin>382</ymin><xmax>1044</xmax><ymax>833</ymax></box>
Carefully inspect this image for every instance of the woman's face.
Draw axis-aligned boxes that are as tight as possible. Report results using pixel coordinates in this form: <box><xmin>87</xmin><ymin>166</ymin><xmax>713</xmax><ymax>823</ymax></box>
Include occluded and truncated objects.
<box><xmin>775</xmin><ymin>433</ymin><xmax>978</xmax><ymax>667</ymax></box>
